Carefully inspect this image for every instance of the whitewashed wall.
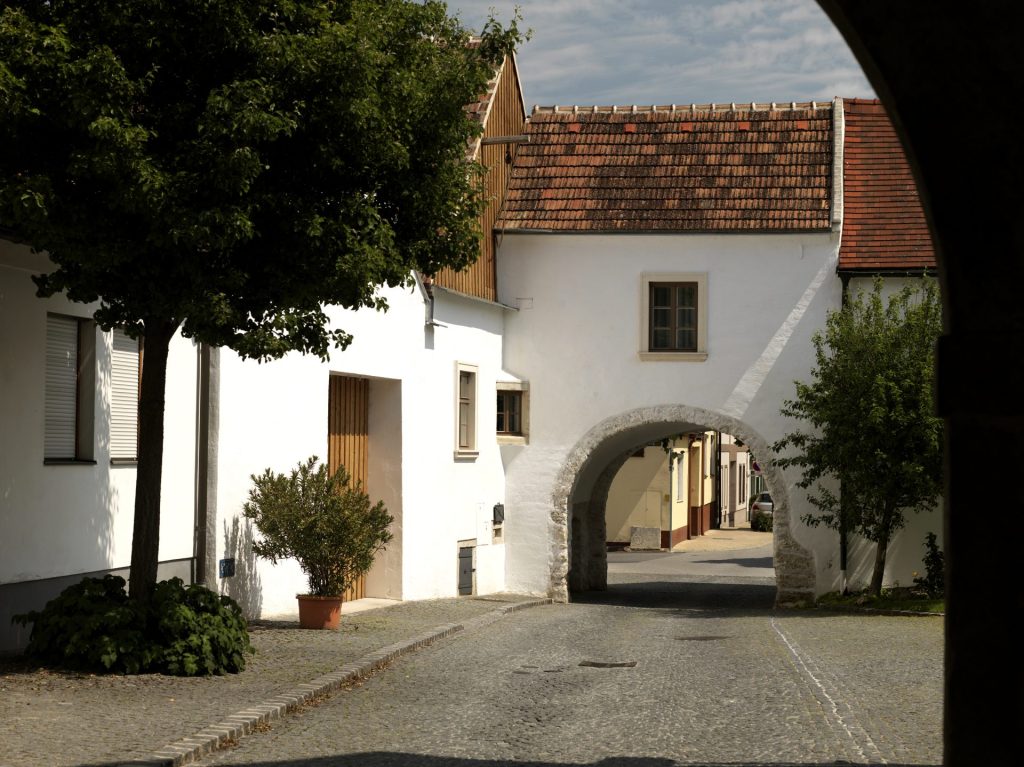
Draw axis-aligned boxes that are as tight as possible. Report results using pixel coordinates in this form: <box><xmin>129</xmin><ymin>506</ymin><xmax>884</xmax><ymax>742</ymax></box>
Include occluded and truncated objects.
<box><xmin>837</xmin><ymin>273</ymin><xmax>944</xmax><ymax>588</ymax></box>
<box><xmin>496</xmin><ymin>231</ymin><xmax>849</xmax><ymax>597</ymax></box>
<box><xmin>0</xmin><ymin>242</ymin><xmax>197</xmax><ymax>588</ymax></box>
<box><xmin>213</xmin><ymin>279</ymin><xmax>511</xmax><ymax>617</ymax></box>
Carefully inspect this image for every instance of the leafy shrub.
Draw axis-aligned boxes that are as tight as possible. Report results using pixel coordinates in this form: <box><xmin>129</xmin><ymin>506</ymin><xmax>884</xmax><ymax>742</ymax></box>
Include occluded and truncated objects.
<box><xmin>151</xmin><ymin>578</ymin><xmax>252</xmax><ymax>675</ymax></box>
<box><xmin>912</xmin><ymin>531</ymin><xmax>944</xmax><ymax>598</ymax></box>
<box><xmin>751</xmin><ymin>510</ymin><xmax>774</xmax><ymax>532</ymax></box>
<box><xmin>243</xmin><ymin>456</ymin><xmax>393</xmax><ymax>597</ymax></box>
<box><xmin>13</xmin><ymin>575</ymin><xmax>252</xmax><ymax>675</ymax></box>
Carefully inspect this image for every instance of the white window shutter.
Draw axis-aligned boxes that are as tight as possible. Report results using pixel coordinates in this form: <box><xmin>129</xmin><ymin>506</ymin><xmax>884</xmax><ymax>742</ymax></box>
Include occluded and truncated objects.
<box><xmin>45</xmin><ymin>316</ymin><xmax>78</xmax><ymax>459</ymax></box>
<box><xmin>110</xmin><ymin>329</ymin><xmax>139</xmax><ymax>460</ymax></box>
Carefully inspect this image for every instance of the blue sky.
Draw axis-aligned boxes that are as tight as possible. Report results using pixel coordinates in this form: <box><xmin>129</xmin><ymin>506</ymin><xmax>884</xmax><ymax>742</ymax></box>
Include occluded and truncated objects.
<box><xmin>448</xmin><ymin>0</ymin><xmax>875</xmax><ymax>109</ymax></box>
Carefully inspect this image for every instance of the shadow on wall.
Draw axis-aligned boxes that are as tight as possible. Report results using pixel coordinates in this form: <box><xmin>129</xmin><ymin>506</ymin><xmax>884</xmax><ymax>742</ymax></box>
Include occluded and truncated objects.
<box><xmin>221</xmin><ymin>517</ymin><xmax>262</xmax><ymax>620</ymax></box>
<box><xmin>0</xmin><ymin>478</ymin><xmax>119</xmax><ymax>652</ymax></box>
<box><xmin>0</xmin><ymin>378</ymin><xmax>118</xmax><ymax>652</ymax></box>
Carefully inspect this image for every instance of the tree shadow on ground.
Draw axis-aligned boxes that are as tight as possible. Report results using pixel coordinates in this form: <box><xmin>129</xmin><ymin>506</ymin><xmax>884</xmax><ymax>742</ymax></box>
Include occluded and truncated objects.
<box><xmin>81</xmin><ymin>753</ymin><xmax>936</xmax><ymax>767</ymax></box>
<box><xmin>574</xmin><ymin>577</ymin><xmax>777</xmax><ymax>613</ymax></box>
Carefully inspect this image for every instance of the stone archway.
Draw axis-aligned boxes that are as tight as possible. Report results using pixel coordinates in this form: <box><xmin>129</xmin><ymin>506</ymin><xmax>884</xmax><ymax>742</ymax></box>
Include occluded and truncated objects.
<box><xmin>548</xmin><ymin>404</ymin><xmax>815</xmax><ymax>605</ymax></box>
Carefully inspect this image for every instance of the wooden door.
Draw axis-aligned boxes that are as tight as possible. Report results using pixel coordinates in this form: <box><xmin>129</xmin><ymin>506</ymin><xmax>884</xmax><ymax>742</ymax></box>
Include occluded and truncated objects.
<box><xmin>328</xmin><ymin>375</ymin><xmax>369</xmax><ymax>602</ymax></box>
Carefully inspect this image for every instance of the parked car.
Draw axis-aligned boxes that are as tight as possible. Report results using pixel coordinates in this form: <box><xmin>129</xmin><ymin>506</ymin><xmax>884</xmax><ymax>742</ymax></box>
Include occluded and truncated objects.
<box><xmin>749</xmin><ymin>491</ymin><xmax>773</xmax><ymax>516</ymax></box>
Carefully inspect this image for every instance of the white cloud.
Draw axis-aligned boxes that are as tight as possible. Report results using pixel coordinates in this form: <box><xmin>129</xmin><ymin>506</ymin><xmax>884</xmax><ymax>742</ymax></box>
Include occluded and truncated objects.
<box><xmin>449</xmin><ymin>0</ymin><xmax>875</xmax><ymax>106</ymax></box>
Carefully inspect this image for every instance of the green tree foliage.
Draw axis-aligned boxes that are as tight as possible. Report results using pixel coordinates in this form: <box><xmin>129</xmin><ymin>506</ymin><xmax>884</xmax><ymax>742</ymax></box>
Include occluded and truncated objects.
<box><xmin>0</xmin><ymin>1</ymin><xmax>523</xmax><ymax>601</ymax></box>
<box><xmin>772</xmin><ymin>278</ymin><xmax>943</xmax><ymax>596</ymax></box>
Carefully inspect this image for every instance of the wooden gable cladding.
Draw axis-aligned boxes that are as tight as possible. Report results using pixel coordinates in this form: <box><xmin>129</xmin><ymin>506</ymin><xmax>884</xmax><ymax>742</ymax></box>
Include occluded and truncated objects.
<box><xmin>431</xmin><ymin>55</ymin><xmax>526</xmax><ymax>302</ymax></box>
<box><xmin>327</xmin><ymin>374</ymin><xmax>370</xmax><ymax>602</ymax></box>
<box><xmin>497</xmin><ymin>104</ymin><xmax>834</xmax><ymax>233</ymax></box>
<box><xmin>839</xmin><ymin>98</ymin><xmax>936</xmax><ymax>272</ymax></box>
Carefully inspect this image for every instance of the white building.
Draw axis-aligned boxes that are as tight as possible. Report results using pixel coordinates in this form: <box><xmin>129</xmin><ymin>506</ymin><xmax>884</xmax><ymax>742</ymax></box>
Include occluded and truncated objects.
<box><xmin>1</xmin><ymin>90</ymin><xmax>939</xmax><ymax>651</ymax></box>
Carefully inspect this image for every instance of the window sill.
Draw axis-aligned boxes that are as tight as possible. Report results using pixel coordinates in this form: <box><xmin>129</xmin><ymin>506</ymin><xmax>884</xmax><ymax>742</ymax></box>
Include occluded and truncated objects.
<box><xmin>639</xmin><ymin>351</ymin><xmax>708</xmax><ymax>362</ymax></box>
<box><xmin>454</xmin><ymin>450</ymin><xmax>479</xmax><ymax>462</ymax></box>
<box><xmin>110</xmin><ymin>458</ymin><xmax>138</xmax><ymax>466</ymax></box>
<box><xmin>497</xmin><ymin>434</ymin><xmax>528</xmax><ymax>446</ymax></box>
<box><xmin>43</xmin><ymin>459</ymin><xmax>97</xmax><ymax>466</ymax></box>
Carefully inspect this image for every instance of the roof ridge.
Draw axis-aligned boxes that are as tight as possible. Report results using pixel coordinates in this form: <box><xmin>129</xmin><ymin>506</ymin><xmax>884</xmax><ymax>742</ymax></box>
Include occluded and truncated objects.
<box><xmin>531</xmin><ymin>101</ymin><xmax>833</xmax><ymax>116</ymax></box>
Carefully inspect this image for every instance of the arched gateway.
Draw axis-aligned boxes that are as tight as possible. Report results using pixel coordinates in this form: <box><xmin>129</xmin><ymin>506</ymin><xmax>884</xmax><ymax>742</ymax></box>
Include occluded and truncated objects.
<box><xmin>546</xmin><ymin>404</ymin><xmax>814</xmax><ymax>605</ymax></box>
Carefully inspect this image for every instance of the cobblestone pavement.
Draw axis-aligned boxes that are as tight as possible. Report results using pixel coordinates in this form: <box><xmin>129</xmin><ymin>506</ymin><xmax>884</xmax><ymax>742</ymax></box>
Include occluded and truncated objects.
<box><xmin>0</xmin><ymin>594</ymin><xmax>541</xmax><ymax>767</ymax></box>
<box><xmin>199</xmin><ymin>574</ymin><xmax>943</xmax><ymax>767</ymax></box>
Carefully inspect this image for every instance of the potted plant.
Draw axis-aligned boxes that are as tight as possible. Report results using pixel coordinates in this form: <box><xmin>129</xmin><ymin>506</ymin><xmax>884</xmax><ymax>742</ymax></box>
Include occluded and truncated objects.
<box><xmin>243</xmin><ymin>456</ymin><xmax>393</xmax><ymax>629</ymax></box>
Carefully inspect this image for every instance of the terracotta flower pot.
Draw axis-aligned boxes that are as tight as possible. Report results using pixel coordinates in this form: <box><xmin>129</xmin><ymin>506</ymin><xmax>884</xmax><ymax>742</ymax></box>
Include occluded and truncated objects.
<box><xmin>296</xmin><ymin>594</ymin><xmax>343</xmax><ymax>630</ymax></box>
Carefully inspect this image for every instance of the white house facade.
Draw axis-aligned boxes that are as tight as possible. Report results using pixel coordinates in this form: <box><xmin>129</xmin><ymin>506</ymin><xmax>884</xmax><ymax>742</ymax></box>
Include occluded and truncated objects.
<box><xmin>1</xmin><ymin>86</ymin><xmax>941</xmax><ymax>651</ymax></box>
<box><xmin>0</xmin><ymin>240</ymin><xmax>201</xmax><ymax>649</ymax></box>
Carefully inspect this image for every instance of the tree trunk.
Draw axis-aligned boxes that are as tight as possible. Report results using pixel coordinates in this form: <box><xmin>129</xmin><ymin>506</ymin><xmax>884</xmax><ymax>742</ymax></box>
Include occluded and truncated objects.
<box><xmin>128</xmin><ymin>319</ymin><xmax>180</xmax><ymax>603</ymax></box>
<box><xmin>869</xmin><ymin>504</ymin><xmax>896</xmax><ymax>596</ymax></box>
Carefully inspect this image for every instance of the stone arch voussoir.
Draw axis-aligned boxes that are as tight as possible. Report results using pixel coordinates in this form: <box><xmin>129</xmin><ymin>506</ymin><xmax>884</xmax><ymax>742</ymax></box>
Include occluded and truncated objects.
<box><xmin>548</xmin><ymin>404</ymin><xmax>815</xmax><ymax>606</ymax></box>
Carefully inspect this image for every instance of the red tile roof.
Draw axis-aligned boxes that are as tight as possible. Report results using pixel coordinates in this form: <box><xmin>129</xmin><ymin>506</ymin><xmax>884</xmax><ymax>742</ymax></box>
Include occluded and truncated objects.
<box><xmin>496</xmin><ymin>104</ymin><xmax>834</xmax><ymax>233</ymax></box>
<box><xmin>839</xmin><ymin>98</ymin><xmax>935</xmax><ymax>271</ymax></box>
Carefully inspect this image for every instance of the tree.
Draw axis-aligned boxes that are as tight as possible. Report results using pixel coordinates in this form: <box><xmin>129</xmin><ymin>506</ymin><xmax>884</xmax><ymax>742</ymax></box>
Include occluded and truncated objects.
<box><xmin>0</xmin><ymin>0</ymin><xmax>523</xmax><ymax>602</ymax></box>
<box><xmin>772</xmin><ymin>278</ymin><xmax>943</xmax><ymax>596</ymax></box>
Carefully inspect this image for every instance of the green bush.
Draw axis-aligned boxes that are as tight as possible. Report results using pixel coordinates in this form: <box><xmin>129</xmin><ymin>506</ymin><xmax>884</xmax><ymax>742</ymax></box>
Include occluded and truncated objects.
<box><xmin>13</xmin><ymin>575</ymin><xmax>252</xmax><ymax>675</ymax></box>
<box><xmin>243</xmin><ymin>456</ymin><xmax>393</xmax><ymax>597</ymax></box>
<box><xmin>751</xmin><ymin>510</ymin><xmax>774</xmax><ymax>532</ymax></box>
<box><xmin>912</xmin><ymin>531</ymin><xmax>945</xmax><ymax>598</ymax></box>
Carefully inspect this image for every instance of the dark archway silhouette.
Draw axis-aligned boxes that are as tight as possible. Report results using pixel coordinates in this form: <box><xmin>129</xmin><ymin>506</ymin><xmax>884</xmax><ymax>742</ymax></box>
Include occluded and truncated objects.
<box><xmin>816</xmin><ymin>4</ymin><xmax>1022</xmax><ymax>765</ymax></box>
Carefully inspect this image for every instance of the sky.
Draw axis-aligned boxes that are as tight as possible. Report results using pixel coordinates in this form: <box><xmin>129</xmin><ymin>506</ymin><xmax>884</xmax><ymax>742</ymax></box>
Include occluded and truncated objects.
<box><xmin>447</xmin><ymin>0</ymin><xmax>875</xmax><ymax>109</ymax></box>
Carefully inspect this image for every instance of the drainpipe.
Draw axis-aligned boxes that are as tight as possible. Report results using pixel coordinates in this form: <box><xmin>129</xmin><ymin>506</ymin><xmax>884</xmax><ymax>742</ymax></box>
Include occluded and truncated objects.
<box><xmin>194</xmin><ymin>343</ymin><xmax>219</xmax><ymax>587</ymax></box>
<box><xmin>667</xmin><ymin>451</ymin><xmax>673</xmax><ymax>550</ymax></box>
<box><xmin>714</xmin><ymin>431</ymin><xmax>722</xmax><ymax>529</ymax></box>
<box><xmin>838</xmin><ymin>274</ymin><xmax>851</xmax><ymax>594</ymax></box>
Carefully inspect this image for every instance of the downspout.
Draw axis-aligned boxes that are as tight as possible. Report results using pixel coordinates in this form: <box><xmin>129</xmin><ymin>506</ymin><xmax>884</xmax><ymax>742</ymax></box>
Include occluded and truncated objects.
<box><xmin>834</xmin><ymin>97</ymin><xmax>849</xmax><ymax>595</ymax></box>
<box><xmin>194</xmin><ymin>343</ymin><xmax>219</xmax><ymax>587</ymax></box>
<box><xmin>667</xmin><ymin>451</ymin><xmax>673</xmax><ymax>550</ymax></box>
<box><xmin>839</xmin><ymin>273</ymin><xmax>851</xmax><ymax>595</ymax></box>
<box><xmin>714</xmin><ymin>431</ymin><xmax>722</xmax><ymax>529</ymax></box>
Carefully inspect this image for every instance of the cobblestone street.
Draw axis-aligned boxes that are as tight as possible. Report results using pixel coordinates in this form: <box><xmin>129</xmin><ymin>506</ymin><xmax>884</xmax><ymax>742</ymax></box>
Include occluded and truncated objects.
<box><xmin>1</xmin><ymin>533</ymin><xmax>943</xmax><ymax>767</ymax></box>
<box><xmin>201</xmin><ymin>575</ymin><xmax>942</xmax><ymax>767</ymax></box>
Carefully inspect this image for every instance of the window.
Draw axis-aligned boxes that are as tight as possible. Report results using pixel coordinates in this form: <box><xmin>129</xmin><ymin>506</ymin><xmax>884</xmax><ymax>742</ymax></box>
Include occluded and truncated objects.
<box><xmin>455</xmin><ymin>363</ymin><xmax>478</xmax><ymax>458</ymax></box>
<box><xmin>640</xmin><ymin>272</ymin><xmax>708</xmax><ymax>361</ymax></box>
<box><xmin>650</xmin><ymin>282</ymin><xmax>697</xmax><ymax>351</ymax></box>
<box><xmin>496</xmin><ymin>381</ymin><xmax>529</xmax><ymax>445</ymax></box>
<box><xmin>44</xmin><ymin>314</ymin><xmax>96</xmax><ymax>462</ymax></box>
<box><xmin>496</xmin><ymin>390</ymin><xmax>521</xmax><ymax>435</ymax></box>
<box><xmin>110</xmin><ymin>329</ymin><xmax>141</xmax><ymax>462</ymax></box>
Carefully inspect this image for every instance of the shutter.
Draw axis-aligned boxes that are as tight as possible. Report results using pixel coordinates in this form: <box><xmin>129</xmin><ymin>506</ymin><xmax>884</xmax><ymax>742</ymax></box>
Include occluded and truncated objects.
<box><xmin>45</xmin><ymin>316</ymin><xmax>78</xmax><ymax>459</ymax></box>
<box><xmin>110</xmin><ymin>330</ymin><xmax>139</xmax><ymax>460</ymax></box>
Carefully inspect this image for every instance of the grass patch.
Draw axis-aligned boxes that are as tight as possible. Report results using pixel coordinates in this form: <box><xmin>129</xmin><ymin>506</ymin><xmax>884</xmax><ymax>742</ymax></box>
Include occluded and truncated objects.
<box><xmin>817</xmin><ymin>587</ymin><xmax>944</xmax><ymax>614</ymax></box>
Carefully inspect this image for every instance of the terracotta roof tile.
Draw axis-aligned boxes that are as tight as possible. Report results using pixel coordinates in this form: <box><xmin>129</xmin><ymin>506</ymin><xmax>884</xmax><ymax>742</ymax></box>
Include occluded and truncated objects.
<box><xmin>496</xmin><ymin>104</ymin><xmax>834</xmax><ymax>232</ymax></box>
<box><xmin>838</xmin><ymin>98</ymin><xmax>936</xmax><ymax>271</ymax></box>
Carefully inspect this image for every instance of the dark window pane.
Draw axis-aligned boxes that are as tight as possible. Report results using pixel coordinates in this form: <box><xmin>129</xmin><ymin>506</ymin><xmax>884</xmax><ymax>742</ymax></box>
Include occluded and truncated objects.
<box><xmin>649</xmin><ymin>281</ymin><xmax>700</xmax><ymax>352</ymax></box>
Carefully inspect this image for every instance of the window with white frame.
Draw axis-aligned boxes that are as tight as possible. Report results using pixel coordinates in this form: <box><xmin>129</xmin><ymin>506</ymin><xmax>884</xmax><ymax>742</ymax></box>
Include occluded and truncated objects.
<box><xmin>455</xmin><ymin>363</ymin><xmax>478</xmax><ymax>458</ymax></box>
<box><xmin>640</xmin><ymin>272</ymin><xmax>708</xmax><ymax>361</ymax></box>
<box><xmin>44</xmin><ymin>313</ymin><xmax>96</xmax><ymax>462</ymax></box>
<box><xmin>110</xmin><ymin>329</ymin><xmax>141</xmax><ymax>462</ymax></box>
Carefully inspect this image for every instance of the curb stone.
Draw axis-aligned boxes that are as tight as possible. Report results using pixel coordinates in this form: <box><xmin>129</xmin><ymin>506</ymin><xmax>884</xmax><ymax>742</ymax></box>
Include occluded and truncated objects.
<box><xmin>121</xmin><ymin>598</ymin><xmax>552</xmax><ymax>767</ymax></box>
